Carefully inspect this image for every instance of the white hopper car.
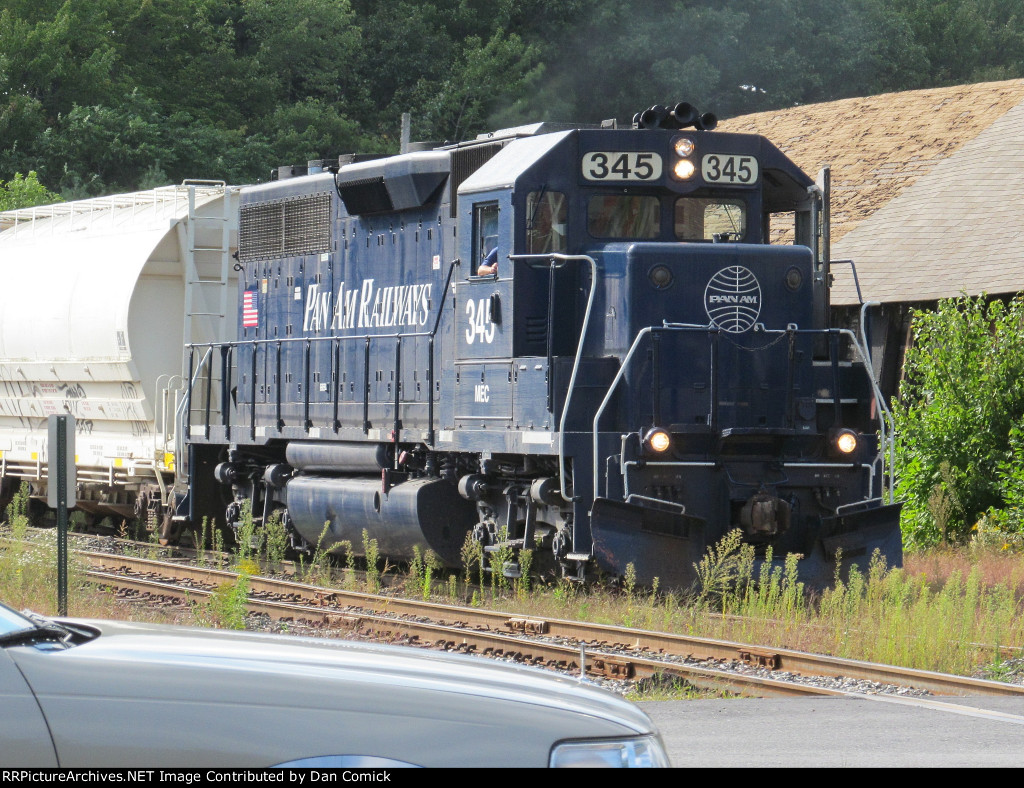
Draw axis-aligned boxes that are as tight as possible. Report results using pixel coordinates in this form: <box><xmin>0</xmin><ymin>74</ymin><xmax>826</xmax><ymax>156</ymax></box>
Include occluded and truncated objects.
<box><xmin>0</xmin><ymin>183</ymin><xmax>238</xmax><ymax>531</ymax></box>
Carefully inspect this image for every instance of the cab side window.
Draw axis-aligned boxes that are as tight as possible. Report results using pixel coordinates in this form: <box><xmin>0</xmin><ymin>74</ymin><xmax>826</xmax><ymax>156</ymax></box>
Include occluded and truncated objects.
<box><xmin>473</xmin><ymin>202</ymin><xmax>499</xmax><ymax>274</ymax></box>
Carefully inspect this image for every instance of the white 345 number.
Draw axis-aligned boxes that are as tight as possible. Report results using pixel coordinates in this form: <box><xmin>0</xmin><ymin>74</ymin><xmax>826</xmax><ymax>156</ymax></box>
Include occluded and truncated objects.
<box><xmin>465</xmin><ymin>298</ymin><xmax>495</xmax><ymax>344</ymax></box>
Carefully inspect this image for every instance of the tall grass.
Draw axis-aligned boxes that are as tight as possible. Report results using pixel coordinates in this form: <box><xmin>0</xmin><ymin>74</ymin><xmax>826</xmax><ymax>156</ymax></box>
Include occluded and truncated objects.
<box><xmin>0</xmin><ymin>483</ymin><xmax>188</xmax><ymax>622</ymax></box>
<box><xmin>4</xmin><ymin>482</ymin><xmax>1022</xmax><ymax>680</ymax></box>
<box><xmin>681</xmin><ymin>533</ymin><xmax>1024</xmax><ymax>675</ymax></box>
<box><xmin>460</xmin><ymin>530</ymin><xmax>1024</xmax><ymax>678</ymax></box>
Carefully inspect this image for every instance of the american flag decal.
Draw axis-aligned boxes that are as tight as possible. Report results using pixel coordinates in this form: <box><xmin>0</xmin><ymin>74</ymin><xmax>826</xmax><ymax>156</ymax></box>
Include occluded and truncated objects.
<box><xmin>242</xmin><ymin>290</ymin><xmax>259</xmax><ymax>328</ymax></box>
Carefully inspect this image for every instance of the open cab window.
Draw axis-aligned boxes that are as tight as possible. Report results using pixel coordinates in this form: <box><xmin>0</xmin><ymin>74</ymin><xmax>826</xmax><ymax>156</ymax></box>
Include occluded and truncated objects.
<box><xmin>473</xmin><ymin>202</ymin><xmax>499</xmax><ymax>275</ymax></box>
<box><xmin>674</xmin><ymin>197</ymin><xmax>746</xmax><ymax>241</ymax></box>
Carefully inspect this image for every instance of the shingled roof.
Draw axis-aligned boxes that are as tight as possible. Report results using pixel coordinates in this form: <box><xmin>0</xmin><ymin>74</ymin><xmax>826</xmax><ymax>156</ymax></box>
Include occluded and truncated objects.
<box><xmin>719</xmin><ymin>80</ymin><xmax>1024</xmax><ymax>305</ymax></box>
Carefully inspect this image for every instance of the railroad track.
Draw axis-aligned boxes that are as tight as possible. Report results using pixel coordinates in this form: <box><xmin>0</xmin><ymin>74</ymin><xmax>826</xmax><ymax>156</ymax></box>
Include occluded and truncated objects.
<box><xmin>76</xmin><ymin>549</ymin><xmax>1024</xmax><ymax>700</ymax></box>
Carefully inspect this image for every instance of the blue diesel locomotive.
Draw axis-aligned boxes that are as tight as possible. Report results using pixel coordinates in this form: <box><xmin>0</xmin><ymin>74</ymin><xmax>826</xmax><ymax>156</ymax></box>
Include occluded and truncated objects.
<box><xmin>179</xmin><ymin>104</ymin><xmax>903</xmax><ymax>589</ymax></box>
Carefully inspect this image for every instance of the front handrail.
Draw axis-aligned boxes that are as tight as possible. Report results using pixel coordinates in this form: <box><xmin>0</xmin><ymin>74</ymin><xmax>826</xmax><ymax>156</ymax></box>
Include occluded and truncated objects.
<box><xmin>590</xmin><ymin>322</ymin><xmax>712</xmax><ymax>500</ymax></box>
<box><xmin>178</xmin><ymin>346</ymin><xmax>213</xmax><ymax>481</ymax></box>
<box><xmin>858</xmin><ymin>300</ymin><xmax>895</xmax><ymax>504</ymax></box>
<box><xmin>591</xmin><ymin>323</ymin><xmax>893</xmax><ymax>504</ymax></box>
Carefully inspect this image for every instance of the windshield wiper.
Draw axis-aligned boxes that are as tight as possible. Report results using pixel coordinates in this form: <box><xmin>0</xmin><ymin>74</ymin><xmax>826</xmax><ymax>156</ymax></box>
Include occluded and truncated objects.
<box><xmin>0</xmin><ymin>625</ymin><xmax>71</xmax><ymax>647</ymax></box>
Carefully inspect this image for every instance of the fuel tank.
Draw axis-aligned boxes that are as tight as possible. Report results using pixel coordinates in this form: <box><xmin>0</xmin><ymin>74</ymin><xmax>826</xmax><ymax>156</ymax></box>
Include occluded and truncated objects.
<box><xmin>285</xmin><ymin>475</ymin><xmax>477</xmax><ymax>566</ymax></box>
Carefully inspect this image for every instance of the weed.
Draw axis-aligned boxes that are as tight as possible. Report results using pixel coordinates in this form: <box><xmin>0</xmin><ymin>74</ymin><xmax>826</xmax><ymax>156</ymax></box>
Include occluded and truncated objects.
<box><xmin>334</xmin><ymin>540</ymin><xmax>355</xmax><ymax>590</ymax></box>
<box><xmin>487</xmin><ymin>527</ymin><xmax>513</xmax><ymax>597</ymax></box>
<box><xmin>552</xmin><ymin>578</ymin><xmax>577</xmax><ymax>608</ymax></box>
<box><xmin>6</xmin><ymin>481</ymin><xmax>30</xmax><ymax>540</ymax></box>
<box><xmin>235</xmin><ymin>557</ymin><xmax>260</xmax><ymax>577</ymax></box>
<box><xmin>514</xmin><ymin>549</ymin><xmax>533</xmax><ymax>601</ymax></box>
<box><xmin>422</xmin><ymin>549</ymin><xmax>440</xmax><ymax>601</ymax></box>
<box><xmin>192</xmin><ymin>518</ymin><xmax>209</xmax><ymax>565</ymax></box>
<box><xmin>623</xmin><ymin>562</ymin><xmax>637</xmax><ymax>601</ymax></box>
<box><xmin>626</xmin><ymin>673</ymin><xmax>736</xmax><ymax>701</ymax></box>
<box><xmin>69</xmin><ymin>511</ymin><xmax>89</xmax><ymax>533</ymax></box>
<box><xmin>639</xmin><ymin>576</ymin><xmax>661</xmax><ymax>630</ymax></box>
<box><xmin>263</xmin><ymin>510</ymin><xmax>288</xmax><ymax>567</ymax></box>
<box><xmin>0</xmin><ymin>522</ymin><xmax>80</xmax><ymax>612</ymax></box>
<box><xmin>363</xmin><ymin>529</ymin><xmax>380</xmax><ymax>593</ymax></box>
<box><xmin>460</xmin><ymin>531</ymin><xmax>480</xmax><ymax>585</ymax></box>
<box><xmin>409</xmin><ymin>545</ymin><xmax>424</xmax><ymax>596</ymax></box>
<box><xmin>234</xmin><ymin>500</ymin><xmax>262</xmax><ymax>564</ymax></box>
<box><xmin>693</xmin><ymin>529</ymin><xmax>744</xmax><ymax>604</ymax></box>
<box><xmin>212</xmin><ymin>521</ymin><xmax>224</xmax><ymax>556</ymax></box>
<box><xmin>303</xmin><ymin>523</ymin><xmax>334</xmax><ymax>588</ymax></box>
<box><xmin>621</xmin><ymin>562</ymin><xmax>638</xmax><ymax>627</ymax></box>
<box><xmin>197</xmin><ymin>569</ymin><xmax>250</xmax><ymax>630</ymax></box>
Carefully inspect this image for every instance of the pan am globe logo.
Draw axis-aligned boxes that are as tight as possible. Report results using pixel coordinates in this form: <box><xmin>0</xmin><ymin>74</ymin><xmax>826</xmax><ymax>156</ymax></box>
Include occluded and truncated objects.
<box><xmin>704</xmin><ymin>266</ymin><xmax>762</xmax><ymax>333</ymax></box>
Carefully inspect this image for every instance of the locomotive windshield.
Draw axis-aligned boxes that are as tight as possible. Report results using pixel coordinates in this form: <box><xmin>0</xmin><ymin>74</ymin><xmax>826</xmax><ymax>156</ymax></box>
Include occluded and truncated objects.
<box><xmin>526</xmin><ymin>190</ymin><xmax>568</xmax><ymax>253</ymax></box>
<box><xmin>587</xmin><ymin>194</ymin><xmax>660</xmax><ymax>238</ymax></box>
<box><xmin>674</xmin><ymin>197</ymin><xmax>746</xmax><ymax>241</ymax></box>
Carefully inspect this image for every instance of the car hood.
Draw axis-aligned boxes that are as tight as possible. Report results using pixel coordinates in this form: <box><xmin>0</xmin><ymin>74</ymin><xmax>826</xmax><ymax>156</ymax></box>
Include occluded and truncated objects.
<box><xmin>9</xmin><ymin>618</ymin><xmax>658</xmax><ymax>767</ymax></box>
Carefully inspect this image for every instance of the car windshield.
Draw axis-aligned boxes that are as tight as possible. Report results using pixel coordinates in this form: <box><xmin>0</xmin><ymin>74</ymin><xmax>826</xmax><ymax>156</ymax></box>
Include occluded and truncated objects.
<box><xmin>0</xmin><ymin>602</ymin><xmax>39</xmax><ymax>636</ymax></box>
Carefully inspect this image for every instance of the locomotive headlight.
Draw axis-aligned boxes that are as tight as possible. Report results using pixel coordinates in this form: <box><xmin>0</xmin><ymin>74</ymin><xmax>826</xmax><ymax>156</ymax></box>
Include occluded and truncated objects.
<box><xmin>644</xmin><ymin>427</ymin><xmax>672</xmax><ymax>454</ymax></box>
<box><xmin>672</xmin><ymin>137</ymin><xmax>696</xmax><ymax>180</ymax></box>
<box><xmin>550</xmin><ymin>734</ymin><xmax>670</xmax><ymax>767</ymax></box>
<box><xmin>672</xmin><ymin>159</ymin><xmax>696</xmax><ymax>180</ymax></box>
<box><xmin>674</xmin><ymin>138</ymin><xmax>695</xmax><ymax>157</ymax></box>
<box><xmin>832</xmin><ymin>429</ymin><xmax>858</xmax><ymax>455</ymax></box>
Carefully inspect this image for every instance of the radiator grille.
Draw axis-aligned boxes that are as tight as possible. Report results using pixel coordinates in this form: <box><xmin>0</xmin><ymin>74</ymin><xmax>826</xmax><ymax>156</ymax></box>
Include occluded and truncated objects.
<box><xmin>239</xmin><ymin>193</ymin><xmax>332</xmax><ymax>262</ymax></box>
<box><xmin>449</xmin><ymin>143</ymin><xmax>503</xmax><ymax>218</ymax></box>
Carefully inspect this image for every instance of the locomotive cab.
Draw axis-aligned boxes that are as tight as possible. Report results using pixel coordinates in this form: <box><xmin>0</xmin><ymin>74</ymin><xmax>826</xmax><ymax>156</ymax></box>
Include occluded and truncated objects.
<box><xmin>443</xmin><ymin>116</ymin><xmax>899</xmax><ymax>586</ymax></box>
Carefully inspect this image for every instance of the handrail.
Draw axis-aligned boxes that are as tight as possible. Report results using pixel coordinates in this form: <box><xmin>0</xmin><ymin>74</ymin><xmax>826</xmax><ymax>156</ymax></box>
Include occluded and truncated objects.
<box><xmin>590</xmin><ymin>322</ymin><xmax>893</xmax><ymax>504</ymax></box>
<box><xmin>590</xmin><ymin>323</ymin><xmax>710</xmax><ymax>500</ymax></box>
<box><xmin>508</xmin><ymin>253</ymin><xmax>598</xmax><ymax>503</ymax></box>
<box><xmin>853</xmin><ymin>303</ymin><xmax>897</xmax><ymax>505</ymax></box>
<box><xmin>185</xmin><ymin>261</ymin><xmax>459</xmax><ymax>446</ymax></box>
<box><xmin>831</xmin><ymin>258</ymin><xmax>865</xmax><ymax>305</ymax></box>
<box><xmin>178</xmin><ymin>346</ymin><xmax>213</xmax><ymax>479</ymax></box>
<box><xmin>155</xmin><ymin>374</ymin><xmax>183</xmax><ymax>450</ymax></box>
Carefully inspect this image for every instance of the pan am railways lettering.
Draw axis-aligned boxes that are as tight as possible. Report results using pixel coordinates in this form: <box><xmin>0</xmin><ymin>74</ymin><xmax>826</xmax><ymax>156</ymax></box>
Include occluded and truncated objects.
<box><xmin>302</xmin><ymin>280</ymin><xmax>432</xmax><ymax>332</ymax></box>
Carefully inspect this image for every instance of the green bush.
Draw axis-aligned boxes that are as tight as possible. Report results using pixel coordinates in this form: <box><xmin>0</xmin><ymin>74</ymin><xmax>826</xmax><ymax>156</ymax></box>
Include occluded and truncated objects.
<box><xmin>0</xmin><ymin>171</ymin><xmax>62</xmax><ymax>210</ymax></box>
<box><xmin>894</xmin><ymin>295</ymin><xmax>1024</xmax><ymax>547</ymax></box>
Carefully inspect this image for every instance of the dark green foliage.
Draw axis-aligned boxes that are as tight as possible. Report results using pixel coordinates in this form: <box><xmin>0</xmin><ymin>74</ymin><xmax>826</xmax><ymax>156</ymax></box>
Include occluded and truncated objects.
<box><xmin>3</xmin><ymin>0</ymin><xmax>1024</xmax><ymax>198</ymax></box>
<box><xmin>894</xmin><ymin>296</ymin><xmax>1024</xmax><ymax>547</ymax></box>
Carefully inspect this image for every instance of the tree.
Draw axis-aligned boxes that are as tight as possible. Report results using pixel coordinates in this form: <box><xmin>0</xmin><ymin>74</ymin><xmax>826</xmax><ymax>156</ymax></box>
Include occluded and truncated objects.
<box><xmin>0</xmin><ymin>171</ymin><xmax>62</xmax><ymax>210</ymax></box>
<box><xmin>417</xmin><ymin>32</ymin><xmax>541</xmax><ymax>141</ymax></box>
<box><xmin>894</xmin><ymin>296</ymin><xmax>1024</xmax><ymax>548</ymax></box>
<box><xmin>5</xmin><ymin>0</ymin><xmax>1024</xmax><ymax>194</ymax></box>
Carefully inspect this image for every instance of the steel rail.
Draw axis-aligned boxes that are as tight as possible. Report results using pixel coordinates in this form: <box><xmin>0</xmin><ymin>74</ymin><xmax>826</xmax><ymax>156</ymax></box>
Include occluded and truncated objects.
<box><xmin>84</xmin><ymin>567</ymin><xmax>829</xmax><ymax>698</ymax></box>
<box><xmin>77</xmin><ymin>550</ymin><xmax>1024</xmax><ymax>699</ymax></box>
